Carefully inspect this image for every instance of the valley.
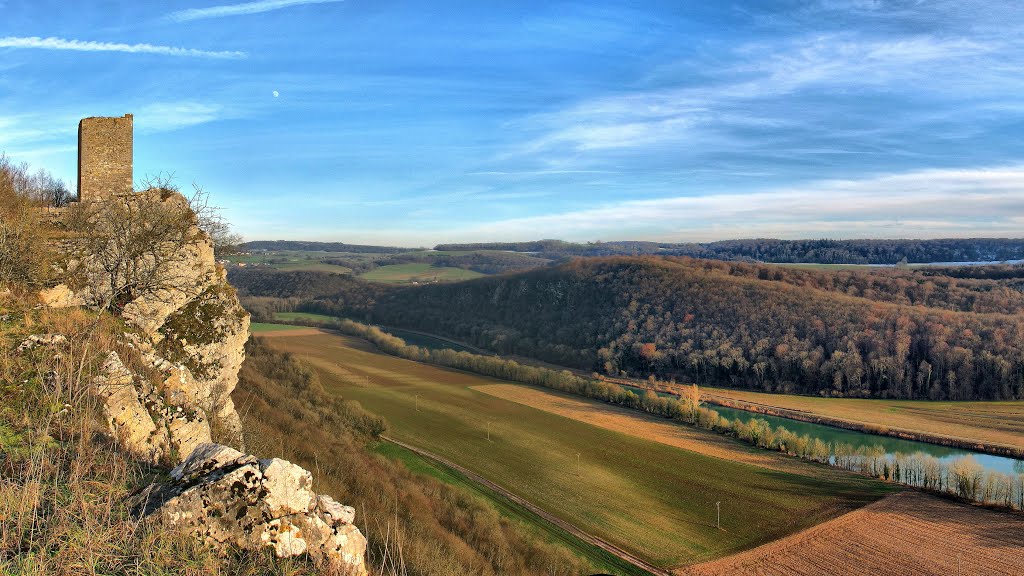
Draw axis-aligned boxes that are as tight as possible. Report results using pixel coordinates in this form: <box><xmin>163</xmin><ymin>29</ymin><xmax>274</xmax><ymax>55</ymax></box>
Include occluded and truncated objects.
<box><xmin>8</xmin><ymin>3</ymin><xmax>1024</xmax><ymax>573</ymax></box>
<box><xmin>256</xmin><ymin>327</ymin><xmax>894</xmax><ymax>570</ymax></box>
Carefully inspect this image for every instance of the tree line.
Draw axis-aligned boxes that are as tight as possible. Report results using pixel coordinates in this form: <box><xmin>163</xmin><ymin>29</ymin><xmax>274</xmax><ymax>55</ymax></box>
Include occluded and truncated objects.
<box><xmin>435</xmin><ymin>238</ymin><xmax>1024</xmax><ymax>265</ymax></box>
<box><xmin>242</xmin><ymin>240</ymin><xmax>412</xmax><ymax>253</ymax></box>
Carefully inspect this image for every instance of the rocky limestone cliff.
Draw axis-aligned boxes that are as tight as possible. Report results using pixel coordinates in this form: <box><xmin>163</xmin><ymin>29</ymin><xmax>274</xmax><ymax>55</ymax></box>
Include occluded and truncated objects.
<box><xmin>46</xmin><ymin>189</ymin><xmax>249</xmax><ymax>459</ymax></box>
<box><xmin>38</xmin><ymin>189</ymin><xmax>367</xmax><ymax>574</ymax></box>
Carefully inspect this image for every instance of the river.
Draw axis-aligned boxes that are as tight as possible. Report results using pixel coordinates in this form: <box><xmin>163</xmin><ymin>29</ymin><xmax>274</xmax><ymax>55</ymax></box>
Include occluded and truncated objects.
<box><xmin>623</xmin><ymin>385</ymin><xmax>1024</xmax><ymax>476</ymax></box>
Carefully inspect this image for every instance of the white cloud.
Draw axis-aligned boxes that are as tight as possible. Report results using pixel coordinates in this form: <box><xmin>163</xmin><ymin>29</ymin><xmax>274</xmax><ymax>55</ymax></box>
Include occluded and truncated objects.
<box><xmin>237</xmin><ymin>164</ymin><xmax>1024</xmax><ymax>246</ymax></box>
<box><xmin>442</xmin><ymin>165</ymin><xmax>1024</xmax><ymax>243</ymax></box>
<box><xmin>0</xmin><ymin>36</ymin><xmax>245</xmax><ymax>59</ymax></box>
<box><xmin>167</xmin><ymin>0</ymin><xmax>344</xmax><ymax>22</ymax></box>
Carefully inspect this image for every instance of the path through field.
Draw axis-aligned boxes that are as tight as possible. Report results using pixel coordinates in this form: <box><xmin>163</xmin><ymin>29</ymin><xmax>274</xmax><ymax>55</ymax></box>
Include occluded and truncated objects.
<box><xmin>382</xmin><ymin>436</ymin><xmax>672</xmax><ymax>576</ymax></box>
<box><xmin>682</xmin><ymin>491</ymin><xmax>1024</xmax><ymax>575</ymax></box>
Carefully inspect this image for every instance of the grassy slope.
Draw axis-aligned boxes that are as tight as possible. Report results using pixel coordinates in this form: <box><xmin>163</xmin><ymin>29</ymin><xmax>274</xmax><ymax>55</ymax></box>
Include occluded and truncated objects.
<box><xmin>265</xmin><ymin>331</ymin><xmax>891</xmax><ymax>568</ymax></box>
<box><xmin>360</xmin><ymin>263</ymin><xmax>484</xmax><ymax>283</ymax></box>
<box><xmin>703</xmin><ymin>386</ymin><xmax>1024</xmax><ymax>451</ymax></box>
<box><xmin>372</xmin><ymin>442</ymin><xmax>647</xmax><ymax>576</ymax></box>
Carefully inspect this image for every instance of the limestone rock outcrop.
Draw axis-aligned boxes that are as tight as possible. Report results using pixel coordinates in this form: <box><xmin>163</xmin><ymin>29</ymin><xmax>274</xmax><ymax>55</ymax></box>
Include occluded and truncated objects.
<box><xmin>37</xmin><ymin>284</ymin><xmax>85</xmax><ymax>308</ymax></box>
<box><xmin>17</xmin><ymin>333</ymin><xmax>68</xmax><ymax>352</ymax></box>
<box><xmin>52</xmin><ymin>189</ymin><xmax>249</xmax><ymax>460</ymax></box>
<box><xmin>94</xmin><ymin>351</ymin><xmax>211</xmax><ymax>464</ymax></box>
<box><xmin>138</xmin><ymin>444</ymin><xmax>367</xmax><ymax>575</ymax></box>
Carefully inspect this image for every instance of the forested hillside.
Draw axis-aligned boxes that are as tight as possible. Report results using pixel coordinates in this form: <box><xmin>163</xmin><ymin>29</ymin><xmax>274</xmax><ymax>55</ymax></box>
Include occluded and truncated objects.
<box><xmin>436</xmin><ymin>238</ymin><xmax>1024</xmax><ymax>265</ymax></box>
<box><xmin>327</xmin><ymin>257</ymin><xmax>1024</xmax><ymax>401</ymax></box>
<box><xmin>229</xmin><ymin>268</ymin><xmax>391</xmax><ymax>300</ymax></box>
<box><xmin>231</xmin><ymin>257</ymin><xmax>1024</xmax><ymax>401</ymax></box>
<box><xmin>321</xmin><ymin>250</ymin><xmax>553</xmax><ymax>276</ymax></box>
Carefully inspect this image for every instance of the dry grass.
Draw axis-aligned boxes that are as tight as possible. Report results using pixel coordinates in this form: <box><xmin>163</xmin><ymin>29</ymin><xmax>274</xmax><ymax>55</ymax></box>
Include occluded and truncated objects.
<box><xmin>703</xmin><ymin>386</ymin><xmax>1024</xmax><ymax>451</ymax></box>
<box><xmin>0</xmin><ymin>293</ymin><xmax>324</xmax><ymax>576</ymax></box>
<box><xmin>681</xmin><ymin>491</ymin><xmax>1024</xmax><ymax>576</ymax></box>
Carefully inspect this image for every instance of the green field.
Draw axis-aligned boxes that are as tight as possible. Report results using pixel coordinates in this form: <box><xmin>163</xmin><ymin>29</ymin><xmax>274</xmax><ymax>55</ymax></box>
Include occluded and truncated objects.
<box><xmin>704</xmin><ymin>386</ymin><xmax>1024</xmax><ymax>451</ymax></box>
<box><xmin>265</xmin><ymin>331</ymin><xmax>890</xmax><ymax>569</ymax></box>
<box><xmin>373</xmin><ymin>442</ymin><xmax>647</xmax><ymax>575</ymax></box>
<box><xmin>359</xmin><ymin>263</ymin><xmax>484</xmax><ymax>284</ymax></box>
<box><xmin>273</xmin><ymin>311</ymin><xmax>337</xmax><ymax>324</ymax></box>
<box><xmin>273</xmin><ymin>261</ymin><xmax>352</xmax><ymax>273</ymax></box>
<box><xmin>250</xmin><ymin>322</ymin><xmax>311</xmax><ymax>333</ymax></box>
<box><xmin>226</xmin><ymin>250</ymin><xmax>364</xmax><ymax>273</ymax></box>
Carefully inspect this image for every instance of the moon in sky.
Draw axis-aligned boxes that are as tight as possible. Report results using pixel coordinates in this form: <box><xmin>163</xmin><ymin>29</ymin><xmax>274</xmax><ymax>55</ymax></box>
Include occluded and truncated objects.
<box><xmin>272</xmin><ymin>90</ymin><xmax>279</xmax><ymax>97</ymax></box>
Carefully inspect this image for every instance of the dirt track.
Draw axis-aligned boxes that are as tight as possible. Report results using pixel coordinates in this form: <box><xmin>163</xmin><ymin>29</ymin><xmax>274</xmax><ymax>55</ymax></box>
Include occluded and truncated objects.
<box><xmin>681</xmin><ymin>491</ymin><xmax>1024</xmax><ymax>575</ymax></box>
<box><xmin>381</xmin><ymin>436</ymin><xmax>671</xmax><ymax>576</ymax></box>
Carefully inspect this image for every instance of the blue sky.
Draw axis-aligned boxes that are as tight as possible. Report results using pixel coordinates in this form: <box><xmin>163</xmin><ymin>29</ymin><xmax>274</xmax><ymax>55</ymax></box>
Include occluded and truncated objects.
<box><xmin>2</xmin><ymin>0</ymin><xmax>1023</xmax><ymax>246</ymax></box>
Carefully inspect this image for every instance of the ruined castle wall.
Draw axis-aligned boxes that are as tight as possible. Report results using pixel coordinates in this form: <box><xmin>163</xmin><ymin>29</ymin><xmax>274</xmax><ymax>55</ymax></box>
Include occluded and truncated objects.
<box><xmin>78</xmin><ymin>114</ymin><xmax>133</xmax><ymax>200</ymax></box>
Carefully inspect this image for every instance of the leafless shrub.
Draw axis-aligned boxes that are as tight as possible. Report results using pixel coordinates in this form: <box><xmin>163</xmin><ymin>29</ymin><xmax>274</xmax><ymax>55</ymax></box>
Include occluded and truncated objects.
<box><xmin>0</xmin><ymin>155</ymin><xmax>52</xmax><ymax>285</ymax></box>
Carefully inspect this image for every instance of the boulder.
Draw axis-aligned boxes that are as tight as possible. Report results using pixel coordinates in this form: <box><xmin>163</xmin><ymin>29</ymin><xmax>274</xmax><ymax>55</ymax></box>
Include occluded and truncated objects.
<box><xmin>37</xmin><ymin>284</ymin><xmax>85</xmax><ymax>308</ymax></box>
<box><xmin>141</xmin><ymin>444</ymin><xmax>367</xmax><ymax>575</ymax></box>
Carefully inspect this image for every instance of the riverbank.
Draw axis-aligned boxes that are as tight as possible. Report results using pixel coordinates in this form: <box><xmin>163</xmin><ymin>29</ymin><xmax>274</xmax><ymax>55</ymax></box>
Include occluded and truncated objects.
<box><xmin>603</xmin><ymin>376</ymin><xmax>1024</xmax><ymax>459</ymax></box>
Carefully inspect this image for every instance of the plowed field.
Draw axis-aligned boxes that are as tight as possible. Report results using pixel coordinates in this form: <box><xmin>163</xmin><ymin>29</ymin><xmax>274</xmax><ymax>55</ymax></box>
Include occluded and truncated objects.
<box><xmin>682</xmin><ymin>491</ymin><xmax>1024</xmax><ymax>575</ymax></box>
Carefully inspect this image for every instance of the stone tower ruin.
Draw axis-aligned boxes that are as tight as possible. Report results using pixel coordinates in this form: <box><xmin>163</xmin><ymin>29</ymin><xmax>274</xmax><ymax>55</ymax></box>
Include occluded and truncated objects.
<box><xmin>78</xmin><ymin>114</ymin><xmax>133</xmax><ymax>200</ymax></box>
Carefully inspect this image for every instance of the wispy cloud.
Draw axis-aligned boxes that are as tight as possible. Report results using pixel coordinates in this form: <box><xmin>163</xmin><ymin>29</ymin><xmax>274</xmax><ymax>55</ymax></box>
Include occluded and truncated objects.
<box><xmin>167</xmin><ymin>0</ymin><xmax>344</xmax><ymax>22</ymax></box>
<box><xmin>513</xmin><ymin>33</ymin><xmax>1010</xmax><ymax>156</ymax></box>
<box><xmin>0</xmin><ymin>36</ymin><xmax>245</xmax><ymax>59</ymax></box>
<box><xmin>238</xmin><ymin>164</ymin><xmax>1024</xmax><ymax>246</ymax></box>
<box><xmin>135</xmin><ymin>102</ymin><xmax>226</xmax><ymax>132</ymax></box>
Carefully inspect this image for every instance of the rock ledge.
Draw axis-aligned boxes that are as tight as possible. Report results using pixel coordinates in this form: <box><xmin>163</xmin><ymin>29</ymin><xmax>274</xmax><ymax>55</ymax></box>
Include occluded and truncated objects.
<box><xmin>138</xmin><ymin>443</ymin><xmax>367</xmax><ymax>575</ymax></box>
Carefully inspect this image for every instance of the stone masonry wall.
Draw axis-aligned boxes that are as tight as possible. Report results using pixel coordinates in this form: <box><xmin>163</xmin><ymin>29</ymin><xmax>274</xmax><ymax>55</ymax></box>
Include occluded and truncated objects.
<box><xmin>78</xmin><ymin>114</ymin><xmax>133</xmax><ymax>200</ymax></box>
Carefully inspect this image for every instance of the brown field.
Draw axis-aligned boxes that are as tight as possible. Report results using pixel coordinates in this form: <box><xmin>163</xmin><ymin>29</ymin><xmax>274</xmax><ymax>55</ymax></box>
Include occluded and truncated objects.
<box><xmin>702</xmin><ymin>386</ymin><xmax>1024</xmax><ymax>451</ymax></box>
<box><xmin>475</xmin><ymin>384</ymin><xmax>837</xmax><ymax>476</ymax></box>
<box><xmin>682</xmin><ymin>491</ymin><xmax>1024</xmax><ymax>576</ymax></box>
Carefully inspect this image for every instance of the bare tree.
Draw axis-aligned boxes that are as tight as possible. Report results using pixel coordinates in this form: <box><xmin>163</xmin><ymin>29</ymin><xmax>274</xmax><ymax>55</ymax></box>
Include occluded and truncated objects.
<box><xmin>63</xmin><ymin>184</ymin><xmax>207</xmax><ymax>312</ymax></box>
<box><xmin>137</xmin><ymin>173</ymin><xmax>243</xmax><ymax>256</ymax></box>
<box><xmin>187</xmin><ymin>183</ymin><xmax>244</xmax><ymax>256</ymax></box>
<box><xmin>681</xmin><ymin>383</ymin><xmax>702</xmax><ymax>422</ymax></box>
